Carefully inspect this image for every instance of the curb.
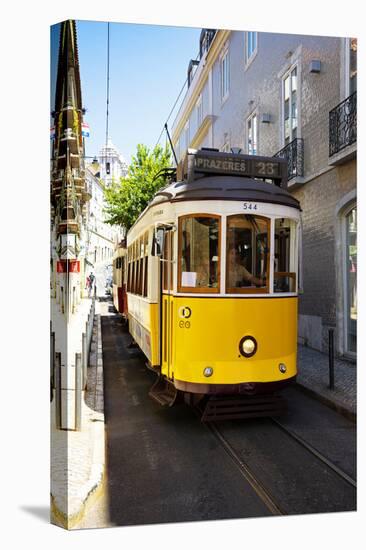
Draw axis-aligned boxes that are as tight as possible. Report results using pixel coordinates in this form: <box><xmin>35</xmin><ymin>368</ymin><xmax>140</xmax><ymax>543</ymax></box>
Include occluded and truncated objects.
<box><xmin>51</xmin><ymin>306</ymin><xmax>106</xmax><ymax>530</ymax></box>
<box><xmin>295</xmin><ymin>382</ymin><xmax>356</xmax><ymax>424</ymax></box>
<box><xmin>51</xmin><ymin>472</ymin><xmax>105</xmax><ymax>530</ymax></box>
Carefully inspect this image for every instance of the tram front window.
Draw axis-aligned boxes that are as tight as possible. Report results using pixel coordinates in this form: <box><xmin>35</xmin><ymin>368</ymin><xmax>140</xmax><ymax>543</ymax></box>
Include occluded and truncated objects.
<box><xmin>226</xmin><ymin>215</ymin><xmax>269</xmax><ymax>293</ymax></box>
<box><xmin>179</xmin><ymin>215</ymin><xmax>220</xmax><ymax>292</ymax></box>
<box><xmin>274</xmin><ymin>218</ymin><xmax>297</xmax><ymax>293</ymax></box>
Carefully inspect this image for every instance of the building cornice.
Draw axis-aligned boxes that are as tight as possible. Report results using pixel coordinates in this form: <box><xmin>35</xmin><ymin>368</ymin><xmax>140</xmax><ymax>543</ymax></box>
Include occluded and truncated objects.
<box><xmin>172</xmin><ymin>30</ymin><xmax>231</xmax><ymax>144</ymax></box>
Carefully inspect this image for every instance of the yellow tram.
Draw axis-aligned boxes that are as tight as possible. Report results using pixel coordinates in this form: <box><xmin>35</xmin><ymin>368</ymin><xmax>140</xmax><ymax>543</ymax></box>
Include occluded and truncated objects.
<box><xmin>122</xmin><ymin>148</ymin><xmax>302</xmax><ymax>418</ymax></box>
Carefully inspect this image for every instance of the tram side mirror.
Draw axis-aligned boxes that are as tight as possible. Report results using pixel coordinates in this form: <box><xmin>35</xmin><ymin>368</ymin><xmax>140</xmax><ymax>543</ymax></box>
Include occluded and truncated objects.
<box><xmin>151</xmin><ymin>227</ymin><xmax>165</xmax><ymax>257</ymax></box>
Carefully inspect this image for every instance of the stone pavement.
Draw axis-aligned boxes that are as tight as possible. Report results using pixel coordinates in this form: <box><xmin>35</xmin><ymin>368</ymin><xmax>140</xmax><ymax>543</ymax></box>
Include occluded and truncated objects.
<box><xmin>296</xmin><ymin>344</ymin><xmax>356</xmax><ymax>421</ymax></box>
<box><xmin>51</xmin><ymin>300</ymin><xmax>106</xmax><ymax>529</ymax></box>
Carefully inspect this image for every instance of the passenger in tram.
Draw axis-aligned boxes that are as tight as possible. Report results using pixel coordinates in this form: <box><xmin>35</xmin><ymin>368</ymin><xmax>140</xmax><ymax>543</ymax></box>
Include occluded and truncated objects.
<box><xmin>227</xmin><ymin>247</ymin><xmax>265</xmax><ymax>288</ymax></box>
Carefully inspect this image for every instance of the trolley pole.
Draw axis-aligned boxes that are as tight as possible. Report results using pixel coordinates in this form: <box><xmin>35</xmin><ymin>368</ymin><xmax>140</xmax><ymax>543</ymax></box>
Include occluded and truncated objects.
<box><xmin>328</xmin><ymin>328</ymin><xmax>335</xmax><ymax>390</ymax></box>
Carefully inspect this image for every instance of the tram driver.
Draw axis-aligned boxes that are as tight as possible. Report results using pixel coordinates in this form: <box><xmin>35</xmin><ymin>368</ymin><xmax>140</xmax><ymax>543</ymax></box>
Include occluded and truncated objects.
<box><xmin>227</xmin><ymin>247</ymin><xmax>265</xmax><ymax>288</ymax></box>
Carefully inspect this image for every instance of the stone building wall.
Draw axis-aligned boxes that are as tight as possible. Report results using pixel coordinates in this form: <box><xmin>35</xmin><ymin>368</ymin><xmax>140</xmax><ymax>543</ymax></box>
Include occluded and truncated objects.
<box><xmin>172</xmin><ymin>29</ymin><xmax>357</xmax><ymax>355</ymax></box>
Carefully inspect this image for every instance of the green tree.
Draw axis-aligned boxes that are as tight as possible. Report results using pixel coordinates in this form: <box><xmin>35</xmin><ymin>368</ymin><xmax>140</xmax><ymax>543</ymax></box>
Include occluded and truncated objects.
<box><xmin>103</xmin><ymin>143</ymin><xmax>172</xmax><ymax>231</ymax></box>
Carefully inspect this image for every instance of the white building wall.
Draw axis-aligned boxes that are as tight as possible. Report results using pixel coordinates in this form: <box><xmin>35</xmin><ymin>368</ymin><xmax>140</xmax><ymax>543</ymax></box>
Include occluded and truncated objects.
<box><xmin>85</xmin><ymin>166</ymin><xmax>123</xmax><ymax>271</ymax></box>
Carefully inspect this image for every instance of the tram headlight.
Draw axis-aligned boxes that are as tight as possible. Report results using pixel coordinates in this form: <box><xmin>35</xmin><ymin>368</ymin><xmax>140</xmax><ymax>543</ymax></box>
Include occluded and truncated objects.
<box><xmin>203</xmin><ymin>367</ymin><xmax>214</xmax><ymax>377</ymax></box>
<box><xmin>239</xmin><ymin>336</ymin><xmax>257</xmax><ymax>358</ymax></box>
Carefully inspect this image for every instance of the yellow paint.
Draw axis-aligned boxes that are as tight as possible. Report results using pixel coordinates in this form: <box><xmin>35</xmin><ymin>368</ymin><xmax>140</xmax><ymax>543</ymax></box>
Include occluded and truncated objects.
<box><xmin>161</xmin><ymin>295</ymin><xmax>174</xmax><ymax>378</ymax></box>
<box><xmin>170</xmin><ymin>296</ymin><xmax>297</xmax><ymax>384</ymax></box>
<box><xmin>128</xmin><ymin>294</ymin><xmax>297</xmax><ymax>387</ymax></box>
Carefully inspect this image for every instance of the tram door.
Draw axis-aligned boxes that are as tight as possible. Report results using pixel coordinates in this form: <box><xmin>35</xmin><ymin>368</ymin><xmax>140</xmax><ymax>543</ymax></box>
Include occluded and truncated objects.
<box><xmin>161</xmin><ymin>229</ymin><xmax>174</xmax><ymax>380</ymax></box>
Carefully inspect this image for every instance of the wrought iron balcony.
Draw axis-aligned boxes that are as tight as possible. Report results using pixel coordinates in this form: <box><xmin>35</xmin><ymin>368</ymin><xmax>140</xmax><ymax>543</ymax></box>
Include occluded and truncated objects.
<box><xmin>329</xmin><ymin>91</ymin><xmax>357</xmax><ymax>157</ymax></box>
<box><xmin>274</xmin><ymin>138</ymin><xmax>304</xmax><ymax>181</ymax></box>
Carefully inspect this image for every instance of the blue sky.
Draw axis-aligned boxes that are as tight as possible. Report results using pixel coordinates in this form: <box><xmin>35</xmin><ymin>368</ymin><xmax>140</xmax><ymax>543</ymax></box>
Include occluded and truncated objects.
<box><xmin>51</xmin><ymin>20</ymin><xmax>202</xmax><ymax>164</ymax></box>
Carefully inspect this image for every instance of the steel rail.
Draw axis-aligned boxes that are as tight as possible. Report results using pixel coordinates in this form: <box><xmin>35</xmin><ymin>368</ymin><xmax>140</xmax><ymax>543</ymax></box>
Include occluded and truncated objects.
<box><xmin>270</xmin><ymin>417</ymin><xmax>356</xmax><ymax>488</ymax></box>
<box><xmin>193</xmin><ymin>407</ymin><xmax>284</xmax><ymax>516</ymax></box>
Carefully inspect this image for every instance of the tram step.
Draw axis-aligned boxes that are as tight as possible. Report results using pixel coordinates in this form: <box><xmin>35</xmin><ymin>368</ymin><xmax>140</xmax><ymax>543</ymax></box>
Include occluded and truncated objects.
<box><xmin>200</xmin><ymin>394</ymin><xmax>287</xmax><ymax>422</ymax></box>
<box><xmin>148</xmin><ymin>376</ymin><xmax>178</xmax><ymax>407</ymax></box>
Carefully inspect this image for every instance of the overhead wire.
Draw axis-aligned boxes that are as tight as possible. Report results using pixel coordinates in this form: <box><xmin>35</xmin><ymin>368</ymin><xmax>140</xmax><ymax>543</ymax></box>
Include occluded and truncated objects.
<box><xmin>154</xmin><ymin>49</ymin><xmax>201</xmax><ymax>153</ymax></box>
<box><xmin>154</xmin><ymin>75</ymin><xmax>189</xmax><ymax>149</ymax></box>
<box><xmin>105</xmin><ymin>21</ymin><xmax>110</xmax><ymax>148</ymax></box>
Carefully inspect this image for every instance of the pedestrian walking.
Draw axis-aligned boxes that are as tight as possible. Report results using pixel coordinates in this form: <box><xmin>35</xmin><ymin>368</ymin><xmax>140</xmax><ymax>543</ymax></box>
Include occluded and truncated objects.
<box><xmin>86</xmin><ymin>275</ymin><xmax>92</xmax><ymax>297</ymax></box>
<box><xmin>89</xmin><ymin>272</ymin><xmax>95</xmax><ymax>297</ymax></box>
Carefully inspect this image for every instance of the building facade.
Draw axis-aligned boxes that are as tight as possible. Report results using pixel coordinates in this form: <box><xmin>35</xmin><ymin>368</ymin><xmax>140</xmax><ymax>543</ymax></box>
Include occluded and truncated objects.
<box><xmin>85</xmin><ymin>159</ymin><xmax>124</xmax><ymax>272</ymax></box>
<box><xmin>172</xmin><ymin>29</ymin><xmax>357</xmax><ymax>358</ymax></box>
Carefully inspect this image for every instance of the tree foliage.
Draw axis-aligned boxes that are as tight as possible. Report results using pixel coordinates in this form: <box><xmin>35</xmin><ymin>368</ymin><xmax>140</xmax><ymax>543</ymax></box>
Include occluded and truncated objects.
<box><xmin>103</xmin><ymin>143</ymin><xmax>171</xmax><ymax>231</ymax></box>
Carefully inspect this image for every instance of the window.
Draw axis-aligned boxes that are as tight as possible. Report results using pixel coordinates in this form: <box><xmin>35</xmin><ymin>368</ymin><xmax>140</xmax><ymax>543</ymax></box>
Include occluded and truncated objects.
<box><xmin>274</xmin><ymin>218</ymin><xmax>298</xmax><ymax>293</ymax></box>
<box><xmin>349</xmin><ymin>38</ymin><xmax>357</xmax><ymax>95</ymax></box>
<box><xmin>163</xmin><ymin>231</ymin><xmax>174</xmax><ymax>292</ymax></box>
<box><xmin>246</xmin><ymin>32</ymin><xmax>257</xmax><ymax>64</ymax></box>
<box><xmin>133</xmin><ymin>240</ymin><xmax>138</xmax><ymax>293</ymax></box>
<box><xmin>283</xmin><ymin>66</ymin><xmax>298</xmax><ymax>145</ymax></box>
<box><xmin>127</xmin><ymin>246</ymin><xmax>132</xmax><ymax>292</ymax></box>
<box><xmin>143</xmin><ymin>232</ymin><xmax>149</xmax><ymax>297</ymax></box>
<box><xmin>196</xmin><ymin>95</ymin><xmax>203</xmax><ymax>128</ymax></box>
<box><xmin>137</xmin><ymin>237</ymin><xmax>144</xmax><ymax>295</ymax></box>
<box><xmin>184</xmin><ymin>122</ymin><xmax>190</xmax><ymax>152</ymax></box>
<box><xmin>221</xmin><ymin>49</ymin><xmax>230</xmax><ymax>101</ymax></box>
<box><xmin>226</xmin><ymin>215</ymin><xmax>269</xmax><ymax>293</ymax></box>
<box><xmin>179</xmin><ymin>215</ymin><xmax>220</xmax><ymax>293</ymax></box>
<box><xmin>200</xmin><ymin>29</ymin><xmax>216</xmax><ymax>57</ymax></box>
<box><xmin>112</xmin><ymin>260</ymin><xmax>116</xmax><ymax>285</ymax></box>
<box><xmin>188</xmin><ymin>59</ymin><xmax>199</xmax><ymax>87</ymax></box>
<box><xmin>247</xmin><ymin>113</ymin><xmax>257</xmax><ymax>155</ymax></box>
<box><xmin>345</xmin><ymin>205</ymin><xmax>357</xmax><ymax>353</ymax></box>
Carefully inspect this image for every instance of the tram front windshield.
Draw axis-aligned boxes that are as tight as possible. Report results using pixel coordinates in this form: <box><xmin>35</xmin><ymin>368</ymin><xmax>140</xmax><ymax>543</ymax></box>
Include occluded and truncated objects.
<box><xmin>178</xmin><ymin>214</ymin><xmax>298</xmax><ymax>294</ymax></box>
<box><xmin>226</xmin><ymin>215</ymin><xmax>268</xmax><ymax>292</ymax></box>
<box><xmin>180</xmin><ymin>215</ymin><xmax>219</xmax><ymax>290</ymax></box>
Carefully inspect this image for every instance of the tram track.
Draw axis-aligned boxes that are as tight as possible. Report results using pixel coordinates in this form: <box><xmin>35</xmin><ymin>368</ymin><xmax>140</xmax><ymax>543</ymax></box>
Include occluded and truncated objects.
<box><xmin>269</xmin><ymin>417</ymin><xmax>357</xmax><ymax>488</ymax></box>
<box><xmin>193</xmin><ymin>406</ymin><xmax>285</xmax><ymax>516</ymax></box>
<box><xmin>194</xmin><ymin>402</ymin><xmax>356</xmax><ymax>517</ymax></box>
<box><xmin>206</xmin><ymin>420</ymin><xmax>285</xmax><ymax>515</ymax></box>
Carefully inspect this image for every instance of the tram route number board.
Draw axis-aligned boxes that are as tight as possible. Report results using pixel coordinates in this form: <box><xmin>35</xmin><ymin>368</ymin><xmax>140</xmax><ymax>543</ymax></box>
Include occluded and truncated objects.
<box><xmin>194</xmin><ymin>153</ymin><xmax>281</xmax><ymax>179</ymax></box>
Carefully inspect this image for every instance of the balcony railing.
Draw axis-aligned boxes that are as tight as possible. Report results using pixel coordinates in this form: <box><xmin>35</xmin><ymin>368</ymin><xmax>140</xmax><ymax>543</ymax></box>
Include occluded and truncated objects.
<box><xmin>274</xmin><ymin>138</ymin><xmax>304</xmax><ymax>181</ymax></box>
<box><xmin>329</xmin><ymin>91</ymin><xmax>357</xmax><ymax>157</ymax></box>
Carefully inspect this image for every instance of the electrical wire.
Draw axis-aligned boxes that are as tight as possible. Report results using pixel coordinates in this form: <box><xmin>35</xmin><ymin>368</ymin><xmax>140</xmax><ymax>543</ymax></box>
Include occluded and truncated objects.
<box><xmin>105</xmin><ymin>22</ymin><xmax>110</xmax><ymax>148</ymax></box>
<box><xmin>154</xmin><ymin>49</ymin><xmax>201</xmax><ymax>151</ymax></box>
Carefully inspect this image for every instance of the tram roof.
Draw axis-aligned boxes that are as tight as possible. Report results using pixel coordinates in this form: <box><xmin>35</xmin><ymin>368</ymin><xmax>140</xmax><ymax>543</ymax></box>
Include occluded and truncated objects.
<box><xmin>150</xmin><ymin>175</ymin><xmax>301</xmax><ymax>210</ymax></box>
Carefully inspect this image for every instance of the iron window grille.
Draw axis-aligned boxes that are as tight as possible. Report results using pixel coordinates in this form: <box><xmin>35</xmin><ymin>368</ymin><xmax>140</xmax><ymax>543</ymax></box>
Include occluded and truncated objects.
<box><xmin>329</xmin><ymin>91</ymin><xmax>357</xmax><ymax>157</ymax></box>
<box><xmin>274</xmin><ymin>138</ymin><xmax>304</xmax><ymax>181</ymax></box>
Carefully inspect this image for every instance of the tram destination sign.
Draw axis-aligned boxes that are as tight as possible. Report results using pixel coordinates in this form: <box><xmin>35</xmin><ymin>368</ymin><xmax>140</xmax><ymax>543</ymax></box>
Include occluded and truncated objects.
<box><xmin>192</xmin><ymin>150</ymin><xmax>285</xmax><ymax>181</ymax></box>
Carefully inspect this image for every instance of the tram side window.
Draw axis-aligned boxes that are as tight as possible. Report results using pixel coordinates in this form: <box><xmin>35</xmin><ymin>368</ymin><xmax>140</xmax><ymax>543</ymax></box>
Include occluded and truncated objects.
<box><xmin>131</xmin><ymin>243</ymin><xmax>136</xmax><ymax>294</ymax></box>
<box><xmin>113</xmin><ymin>260</ymin><xmax>116</xmax><ymax>285</ymax></box>
<box><xmin>179</xmin><ymin>215</ymin><xmax>220</xmax><ymax>293</ymax></box>
<box><xmin>226</xmin><ymin>215</ymin><xmax>269</xmax><ymax>293</ymax></box>
<box><xmin>118</xmin><ymin>257</ymin><xmax>123</xmax><ymax>287</ymax></box>
<box><xmin>143</xmin><ymin>232</ymin><xmax>149</xmax><ymax>297</ymax></box>
<box><xmin>137</xmin><ymin>238</ymin><xmax>143</xmax><ymax>295</ymax></box>
<box><xmin>127</xmin><ymin>248</ymin><xmax>132</xmax><ymax>292</ymax></box>
<box><xmin>162</xmin><ymin>231</ymin><xmax>174</xmax><ymax>292</ymax></box>
<box><xmin>274</xmin><ymin>218</ymin><xmax>297</xmax><ymax>293</ymax></box>
<box><xmin>133</xmin><ymin>241</ymin><xmax>138</xmax><ymax>294</ymax></box>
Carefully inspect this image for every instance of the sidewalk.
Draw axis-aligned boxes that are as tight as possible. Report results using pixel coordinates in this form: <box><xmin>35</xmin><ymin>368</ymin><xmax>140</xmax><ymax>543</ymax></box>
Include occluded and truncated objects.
<box><xmin>296</xmin><ymin>344</ymin><xmax>356</xmax><ymax>421</ymax></box>
<box><xmin>51</xmin><ymin>300</ymin><xmax>106</xmax><ymax>529</ymax></box>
